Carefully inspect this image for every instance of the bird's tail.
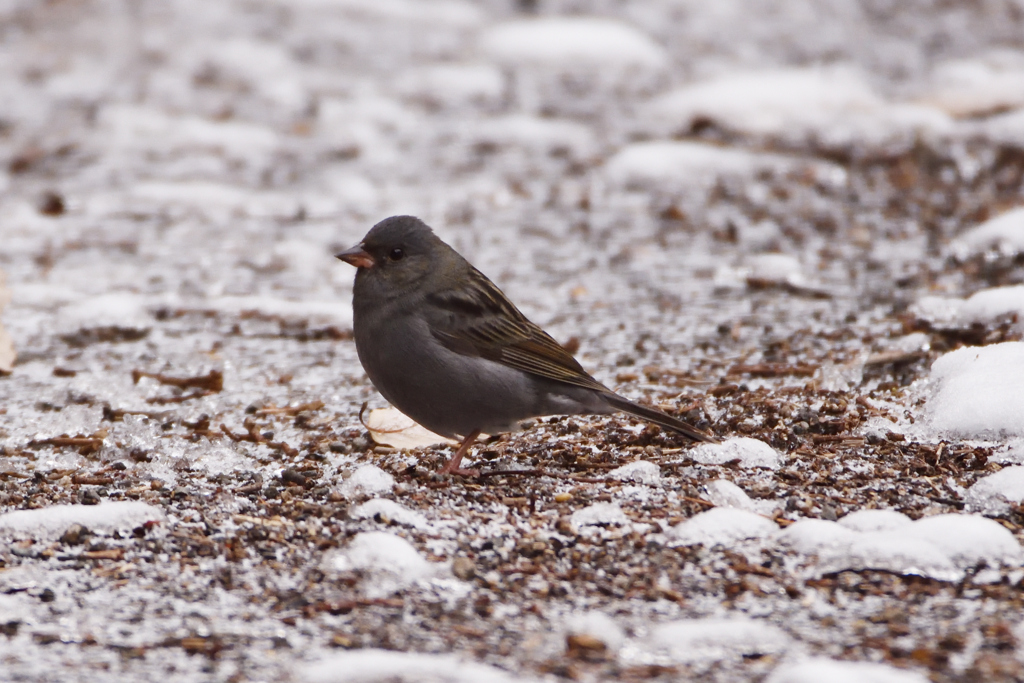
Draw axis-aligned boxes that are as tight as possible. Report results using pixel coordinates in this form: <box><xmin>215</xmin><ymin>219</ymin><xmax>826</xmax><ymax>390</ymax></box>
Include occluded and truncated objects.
<box><xmin>602</xmin><ymin>393</ymin><xmax>719</xmax><ymax>443</ymax></box>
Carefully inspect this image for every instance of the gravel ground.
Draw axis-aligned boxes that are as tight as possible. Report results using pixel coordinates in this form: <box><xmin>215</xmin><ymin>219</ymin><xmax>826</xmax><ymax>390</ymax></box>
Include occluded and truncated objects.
<box><xmin>2</xmin><ymin>1</ymin><xmax>1024</xmax><ymax>681</ymax></box>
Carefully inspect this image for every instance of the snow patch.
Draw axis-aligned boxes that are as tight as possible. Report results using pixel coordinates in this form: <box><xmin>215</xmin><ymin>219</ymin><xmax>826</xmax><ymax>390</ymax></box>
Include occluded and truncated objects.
<box><xmin>837</xmin><ymin>509</ymin><xmax>913</xmax><ymax>533</ymax></box>
<box><xmin>647</xmin><ymin>67</ymin><xmax>950</xmax><ymax>155</ymax></box>
<box><xmin>339</xmin><ymin>465</ymin><xmax>396</xmax><ymax>498</ymax></box>
<box><xmin>951</xmin><ymin>207</ymin><xmax>1024</xmax><ymax>258</ymax></box>
<box><xmin>303</xmin><ymin>649</ymin><xmax>537</xmax><ymax>683</ymax></box>
<box><xmin>690</xmin><ymin>437</ymin><xmax>782</xmax><ymax>469</ymax></box>
<box><xmin>966</xmin><ymin>466</ymin><xmax>1024</xmax><ymax>515</ymax></box>
<box><xmin>604</xmin><ymin>141</ymin><xmax>817</xmax><ymax>191</ymax></box>
<box><xmin>959</xmin><ymin>285</ymin><xmax>1024</xmax><ymax>324</ymax></box>
<box><xmin>922</xmin><ymin>55</ymin><xmax>1024</xmax><ymax>118</ymax></box>
<box><xmin>350</xmin><ymin>498</ymin><xmax>429</xmax><ymax>530</ymax></box>
<box><xmin>0</xmin><ymin>501</ymin><xmax>165</xmax><ymax>541</ymax></box>
<box><xmin>977</xmin><ymin>108</ymin><xmax>1024</xmax><ymax>151</ymax></box>
<box><xmin>745</xmin><ymin>253</ymin><xmax>807</xmax><ymax>288</ymax></box>
<box><xmin>668</xmin><ymin>507</ymin><xmax>779</xmax><ymax>547</ymax></box>
<box><xmin>570</xmin><ymin>502</ymin><xmax>629</xmax><ymax>533</ymax></box>
<box><xmin>702</xmin><ymin>479</ymin><xmax>778</xmax><ymax>514</ymax></box>
<box><xmin>203</xmin><ymin>295</ymin><xmax>353</xmax><ymax>326</ymax></box>
<box><xmin>57</xmin><ymin>293</ymin><xmax>152</xmax><ymax>331</ymax></box>
<box><xmin>608</xmin><ymin>460</ymin><xmax>661</xmax><ymax>486</ymax></box>
<box><xmin>480</xmin><ymin>17</ymin><xmax>667</xmax><ymax>71</ymax></box>
<box><xmin>781</xmin><ymin>513</ymin><xmax>1022</xmax><ymax>581</ymax></box>
<box><xmin>767</xmin><ymin>657</ymin><xmax>930</xmax><ymax>683</ymax></box>
<box><xmin>648</xmin><ymin>618</ymin><xmax>790</xmax><ymax>663</ymax></box>
<box><xmin>924</xmin><ymin>342</ymin><xmax>1024</xmax><ymax>438</ymax></box>
<box><xmin>125</xmin><ymin>181</ymin><xmax>299</xmax><ymax>219</ymax></box>
<box><xmin>99</xmin><ymin>104</ymin><xmax>280</xmax><ymax>160</ymax></box>
<box><xmin>322</xmin><ymin>532</ymin><xmax>441</xmax><ymax>598</ymax></box>
<box><xmin>917</xmin><ymin>286</ymin><xmax>1024</xmax><ymax>329</ymax></box>
<box><xmin>396</xmin><ymin>63</ymin><xmax>504</xmax><ymax>108</ymax></box>
<box><xmin>304</xmin><ymin>0</ymin><xmax>485</xmax><ymax>26</ymax></box>
<box><xmin>468</xmin><ymin>115</ymin><xmax>596</xmax><ymax>158</ymax></box>
<box><xmin>0</xmin><ymin>269</ymin><xmax>13</xmax><ymax>373</ymax></box>
<box><xmin>197</xmin><ymin>38</ymin><xmax>307</xmax><ymax>110</ymax></box>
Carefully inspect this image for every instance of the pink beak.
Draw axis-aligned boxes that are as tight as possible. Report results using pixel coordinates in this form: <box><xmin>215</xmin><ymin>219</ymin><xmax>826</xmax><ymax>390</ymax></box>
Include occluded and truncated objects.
<box><xmin>335</xmin><ymin>244</ymin><xmax>375</xmax><ymax>269</ymax></box>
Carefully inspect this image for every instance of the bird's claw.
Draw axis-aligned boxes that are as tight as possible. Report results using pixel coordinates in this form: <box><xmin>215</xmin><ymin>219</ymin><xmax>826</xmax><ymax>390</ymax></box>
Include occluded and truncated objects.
<box><xmin>436</xmin><ymin>465</ymin><xmax>481</xmax><ymax>478</ymax></box>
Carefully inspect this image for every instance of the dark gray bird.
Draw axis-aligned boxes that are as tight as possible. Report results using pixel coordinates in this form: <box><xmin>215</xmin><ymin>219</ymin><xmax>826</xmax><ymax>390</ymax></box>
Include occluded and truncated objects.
<box><xmin>336</xmin><ymin>215</ymin><xmax>716</xmax><ymax>476</ymax></box>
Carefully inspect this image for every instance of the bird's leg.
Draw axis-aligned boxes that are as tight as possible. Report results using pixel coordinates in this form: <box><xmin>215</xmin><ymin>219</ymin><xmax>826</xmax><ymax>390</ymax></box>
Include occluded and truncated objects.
<box><xmin>437</xmin><ymin>429</ymin><xmax>481</xmax><ymax>477</ymax></box>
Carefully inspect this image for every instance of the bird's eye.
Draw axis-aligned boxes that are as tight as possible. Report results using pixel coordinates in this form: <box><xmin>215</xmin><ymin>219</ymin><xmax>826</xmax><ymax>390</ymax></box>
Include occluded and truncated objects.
<box><xmin>388</xmin><ymin>248</ymin><xmax>405</xmax><ymax>261</ymax></box>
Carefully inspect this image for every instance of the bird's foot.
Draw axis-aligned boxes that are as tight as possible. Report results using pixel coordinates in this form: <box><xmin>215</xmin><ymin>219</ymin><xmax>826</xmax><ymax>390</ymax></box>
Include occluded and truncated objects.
<box><xmin>436</xmin><ymin>464</ymin><xmax>481</xmax><ymax>478</ymax></box>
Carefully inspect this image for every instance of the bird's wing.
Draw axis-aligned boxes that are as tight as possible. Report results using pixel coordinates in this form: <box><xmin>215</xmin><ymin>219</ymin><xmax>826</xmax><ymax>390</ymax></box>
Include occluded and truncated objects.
<box><xmin>425</xmin><ymin>267</ymin><xmax>610</xmax><ymax>393</ymax></box>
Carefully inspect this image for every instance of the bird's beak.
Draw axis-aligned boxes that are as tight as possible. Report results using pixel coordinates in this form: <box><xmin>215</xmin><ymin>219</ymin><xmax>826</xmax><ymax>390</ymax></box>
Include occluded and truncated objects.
<box><xmin>335</xmin><ymin>244</ymin><xmax>375</xmax><ymax>269</ymax></box>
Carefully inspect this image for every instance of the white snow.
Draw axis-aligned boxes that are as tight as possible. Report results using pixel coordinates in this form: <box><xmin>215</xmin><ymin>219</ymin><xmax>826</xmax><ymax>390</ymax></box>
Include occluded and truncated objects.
<box><xmin>350</xmin><ymin>498</ymin><xmax>430</xmax><ymax>530</ymax></box>
<box><xmin>396</xmin><ymin>63</ymin><xmax>504</xmax><ymax>108</ymax></box>
<box><xmin>0</xmin><ymin>501</ymin><xmax>165</xmax><ymax>540</ymax></box>
<box><xmin>966</xmin><ymin>466</ymin><xmax>1024</xmax><ymax>515</ymax></box>
<box><xmin>195</xmin><ymin>38</ymin><xmax>308</xmax><ymax>110</ymax></box>
<box><xmin>918</xmin><ymin>286</ymin><xmax>1024</xmax><ymax>329</ymax></box>
<box><xmin>912</xmin><ymin>514</ymin><xmax>1021</xmax><ymax>568</ymax></box>
<box><xmin>57</xmin><ymin>292</ymin><xmax>152</xmax><ymax>331</ymax></box>
<box><xmin>316</xmin><ymin>95</ymin><xmax>422</xmax><ymax>166</ymax></box>
<box><xmin>668</xmin><ymin>507</ymin><xmax>779</xmax><ymax>547</ymax></box>
<box><xmin>780</xmin><ymin>513</ymin><xmax>1022</xmax><ymax>581</ymax></box>
<box><xmin>565</xmin><ymin>611</ymin><xmax>625</xmax><ymax>651</ymax></box>
<box><xmin>322</xmin><ymin>531</ymin><xmax>440</xmax><ymax>598</ymax></box>
<box><xmin>608</xmin><ymin>460</ymin><xmax>662</xmax><ymax>486</ymax></box>
<box><xmin>203</xmin><ymin>295</ymin><xmax>353</xmax><ymax>326</ymax></box>
<box><xmin>701</xmin><ymin>479</ymin><xmax>778</xmax><ymax>515</ymax></box>
<box><xmin>951</xmin><ymin>207</ymin><xmax>1024</xmax><ymax>258</ymax></box>
<box><xmin>570</xmin><ymin>502</ymin><xmax>629</xmax><ymax>533</ymax></box>
<box><xmin>767</xmin><ymin>657</ymin><xmax>930</xmax><ymax>683</ymax></box>
<box><xmin>690</xmin><ymin>437</ymin><xmax>782</xmax><ymax>469</ymax></box>
<box><xmin>890</xmin><ymin>332</ymin><xmax>932</xmax><ymax>354</ymax></box>
<box><xmin>744</xmin><ymin>253</ymin><xmax>807</xmax><ymax>288</ymax></box>
<box><xmin>603</xmin><ymin>141</ymin><xmax>816</xmax><ymax>191</ymax></box>
<box><xmin>921</xmin><ymin>55</ymin><xmax>1024</xmax><ymax>118</ymax></box>
<box><xmin>303</xmin><ymin>649</ymin><xmax>538</xmax><ymax>683</ymax></box>
<box><xmin>99</xmin><ymin>104</ymin><xmax>280</xmax><ymax>160</ymax></box>
<box><xmin>977</xmin><ymin>108</ymin><xmax>1024</xmax><ymax>150</ymax></box>
<box><xmin>479</xmin><ymin>17</ymin><xmax>668</xmax><ymax>70</ymax></box>
<box><xmin>781</xmin><ymin>518</ymin><xmax>955</xmax><ymax>580</ymax></box>
<box><xmin>467</xmin><ymin>115</ymin><xmax>596</xmax><ymax>158</ymax></box>
<box><xmin>338</xmin><ymin>465</ymin><xmax>397</xmax><ymax>498</ymax></box>
<box><xmin>125</xmin><ymin>180</ymin><xmax>299</xmax><ymax>219</ymax></box>
<box><xmin>959</xmin><ymin>285</ymin><xmax>1024</xmax><ymax>325</ymax></box>
<box><xmin>288</xmin><ymin>0</ymin><xmax>485</xmax><ymax>27</ymax></box>
<box><xmin>646</xmin><ymin>67</ymin><xmax>950</xmax><ymax>153</ymax></box>
<box><xmin>0</xmin><ymin>268</ymin><xmax>12</xmax><ymax>372</ymax></box>
<box><xmin>909</xmin><ymin>296</ymin><xmax>965</xmax><ymax>326</ymax></box>
<box><xmin>924</xmin><ymin>342</ymin><xmax>1024</xmax><ymax>437</ymax></box>
<box><xmin>837</xmin><ymin>509</ymin><xmax>913</xmax><ymax>533</ymax></box>
<box><xmin>648</xmin><ymin>618</ymin><xmax>790</xmax><ymax>663</ymax></box>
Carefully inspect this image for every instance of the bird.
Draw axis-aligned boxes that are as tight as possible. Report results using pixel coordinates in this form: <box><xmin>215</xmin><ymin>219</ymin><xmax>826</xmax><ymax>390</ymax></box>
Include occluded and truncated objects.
<box><xmin>336</xmin><ymin>215</ymin><xmax>716</xmax><ymax>476</ymax></box>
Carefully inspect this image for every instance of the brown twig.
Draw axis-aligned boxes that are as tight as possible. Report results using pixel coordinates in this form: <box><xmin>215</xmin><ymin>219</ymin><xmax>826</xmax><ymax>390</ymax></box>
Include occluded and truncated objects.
<box><xmin>221</xmin><ymin>420</ymin><xmax>298</xmax><ymax>457</ymax></box>
<box><xmin>146</xmin><ymin>391</ymin><xmax>215</xmax><ymax>404</ymax></box>
<box><xmin>253</xmin><ymin>401</ymin><xmax>325</xmax><ymax>417</ymax></box>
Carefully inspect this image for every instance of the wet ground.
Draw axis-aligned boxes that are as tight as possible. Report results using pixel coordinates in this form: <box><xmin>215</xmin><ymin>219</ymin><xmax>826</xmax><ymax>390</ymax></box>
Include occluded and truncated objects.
<box><xmin>2</xmin><ymin>0</ymin><xmax>1024</xmax><ymax>681</ymax></box>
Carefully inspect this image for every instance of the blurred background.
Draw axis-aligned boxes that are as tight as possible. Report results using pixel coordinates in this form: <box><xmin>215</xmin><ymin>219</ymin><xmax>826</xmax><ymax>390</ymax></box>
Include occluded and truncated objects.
<box><xmin>3</xmin><ymin>0</ymin><xmax>1024</xmax><ymax>454</ymax></box>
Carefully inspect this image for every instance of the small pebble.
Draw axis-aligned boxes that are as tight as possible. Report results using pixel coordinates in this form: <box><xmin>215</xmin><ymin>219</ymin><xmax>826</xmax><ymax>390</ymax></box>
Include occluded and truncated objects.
<box><xmin>452</xmin><ymin>557</ymin><xmax>476</xmax><ymax>580</ymax></box>
<box><xmin>59</xmin><ymin>523</ymin><xmax>91</xmax><ymax>545</ymax></box>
